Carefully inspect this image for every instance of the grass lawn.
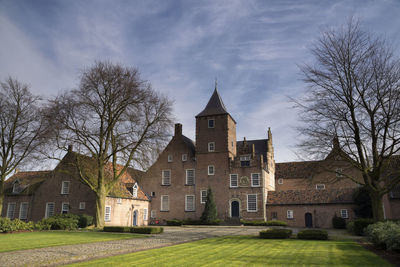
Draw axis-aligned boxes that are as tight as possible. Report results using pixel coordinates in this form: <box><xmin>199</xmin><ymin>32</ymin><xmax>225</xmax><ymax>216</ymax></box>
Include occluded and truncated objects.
<box><xmin>0</xmin><ymin>231</ymin><xmax>143</xmax><ymax>252</ymax></box>
<box><xmin>68</xmin><ymin>236</ymin><xmax>393</xmax><ymax>267</ymax></box>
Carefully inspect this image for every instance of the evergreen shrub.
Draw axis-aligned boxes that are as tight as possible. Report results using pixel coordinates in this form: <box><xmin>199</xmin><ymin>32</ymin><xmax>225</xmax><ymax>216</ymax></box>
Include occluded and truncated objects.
<box><xmin>259</xmin><ymin>229</ymin><xmax>292</xmax><ymax>239</ymax></box>
<box><xmin>297</xmin><ymin>229</ymin><xmax>328</xmax><ymax>240</ymax></box>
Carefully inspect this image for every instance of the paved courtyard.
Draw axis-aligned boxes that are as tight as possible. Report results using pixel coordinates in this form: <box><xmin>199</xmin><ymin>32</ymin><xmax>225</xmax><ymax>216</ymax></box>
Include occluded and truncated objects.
<box><xmin>0</xmin><ymin>226</ymin><xmax>267</xmax><ymax>267</ymax></box>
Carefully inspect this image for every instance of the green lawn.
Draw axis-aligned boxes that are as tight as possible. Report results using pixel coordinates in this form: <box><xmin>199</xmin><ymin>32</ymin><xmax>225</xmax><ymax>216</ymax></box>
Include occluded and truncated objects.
<box><xmin>69</xmin><ymin>236</ymin><xmax>393</xmax><ymax>267</ymax></box>
<box><xmin>0</xmin><ymin>231</ymin><xmax>143</xmax><ymax>252</ymax></box>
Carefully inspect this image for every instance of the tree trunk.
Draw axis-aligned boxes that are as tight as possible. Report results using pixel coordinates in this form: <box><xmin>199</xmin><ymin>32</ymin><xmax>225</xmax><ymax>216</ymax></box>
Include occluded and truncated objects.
<box><xmin>95</xmin><ymin>188</ymin><xmax>107</xmax><ymax>228</ymax></box>
<box><xmin>0</xmin><ymin>176</ymin><xmax>5</xmax><ymax>216</ymax></box>
<box><xmin>370</xmin><ymin>192</ymin><xmax>385</xmax><ymax>222</ymax></box>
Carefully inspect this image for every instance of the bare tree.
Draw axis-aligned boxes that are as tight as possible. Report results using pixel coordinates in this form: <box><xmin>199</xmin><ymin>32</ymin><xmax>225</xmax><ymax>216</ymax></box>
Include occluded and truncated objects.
<box><xmin>47</xmin><ymin>61</ymin><xmax>173</xmax><ymax>227</ymax></box>
<box><xmin>0</xmin><ymin>77</ymin><xmax>48</xmax><ymax>215</ymax></box>
<box><xmin>297</xmin><ymin>18</ymin><xmax>400</xmax><ymax>222</ymax></box>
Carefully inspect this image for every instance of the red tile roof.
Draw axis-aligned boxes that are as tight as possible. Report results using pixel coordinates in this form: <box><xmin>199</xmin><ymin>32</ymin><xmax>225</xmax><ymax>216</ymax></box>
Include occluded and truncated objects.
<box><xmin>275</xmin><ymin>161</ymin><xmax>321</xmax><ymax>179</ymax></box>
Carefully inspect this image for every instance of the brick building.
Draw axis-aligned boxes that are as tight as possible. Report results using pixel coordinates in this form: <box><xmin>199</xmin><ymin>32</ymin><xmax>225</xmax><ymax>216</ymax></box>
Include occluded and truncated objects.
<box><xmin>2</xmin><ymin>149</ymin><xmax>150</xmax><ymax>226</ymax></box>
<box><xmin>2</xmin><ymin>88</ymin><xmax>399</xmax><ymax>228</ymax></box>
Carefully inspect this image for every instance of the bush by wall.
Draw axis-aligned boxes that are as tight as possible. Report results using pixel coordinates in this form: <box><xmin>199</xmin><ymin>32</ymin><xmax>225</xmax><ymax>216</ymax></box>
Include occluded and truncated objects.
<box><xmin>365</xmin><ymin>221</ymin><xmax>400</xmax><ymax>251</ymax></box>
<box><xmin>103</xmin><ymin>226</ymin><xmax>131</xmax><ymax>232</ymax></box>
<box><xmin>78</xmin><ymin>214</ymin><xmax>94</xmax><ymax>228</ymax></box>
<box><xmin>354</xmin><ymin>218</ymin><xmax>374</xmax><ymax>236</ymax></box>
<box><xmin>35</xmin><ymin>214</ymin><xmax>79</xmax><ymax>230</ymax></box>
<box><xmin>0</xmin><ymin>218</ymin><xmax>34</xmax><ymax>233</ymax></box>
<box><xmin>241</xmin><ymin>220</ymin><xmax>287</xmax><ymax>227</ymax></box>
<box><xmin>259</xmin><ymin>229</ymin><xmax>292</xmax><ymax>239</ymax></box>
<box><xmin>332</xmin><ymin>215</ymin><xmax>346</xmax><ymax>229</ymax></box>
<box><xmin>297</xmin><ymin>229</ymin><xmax>328</xmax><ymax>240</ymax></box>
<box><xmin>346</xmin><ymin>221</ymin><xmax>355</xmax><ymax>234</ymax></box>
<box><xmin>166</xmin><ymin>219</ymin><xmax>183</xmax><ymax>226</ymax></box>
<box><xmin>130</xmin><ymin>227</ymin><xmax>163</xmax><ymax>234</ymax></box>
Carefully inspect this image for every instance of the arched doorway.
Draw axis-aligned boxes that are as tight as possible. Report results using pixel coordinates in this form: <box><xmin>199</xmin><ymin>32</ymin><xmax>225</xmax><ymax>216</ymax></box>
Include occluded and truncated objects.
<box><xmin>305</xmin><ymin>212</ymin><xmax>313</xmax><ymax>228</ymax></box>
<box><xmin>133</xmin><ymin>210</ymin><xmax>138</xmax><ymax>226</ymax></box>
<box><xmin>231</xmin><ymin>201</ymin><xmax>240</xmax><ymax>217</ymax></box>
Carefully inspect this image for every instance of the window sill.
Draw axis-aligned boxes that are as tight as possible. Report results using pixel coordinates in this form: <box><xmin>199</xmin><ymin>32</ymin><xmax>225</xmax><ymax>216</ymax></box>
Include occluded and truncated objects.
<box><xmin>185</xmin><ymin>210</ymin><xmax>196</xmax><ymax>212</ymax></box>
<box><xmin>185</xmin><ymin>184</ymin><xmax>195</xmax><ymax>186</ymax></box>
<box><xmin>161</xmin><ymin>184</ymin><xmax>171</xmax><ymax>186</ymax></box>
<box><xmin>160</xmin><ymin>210</ymin><xmax>169</xmax><ymax>212</ymax></box>
<box><xmin>230</xmin><ymin>186</ymin><xmax>238</xmax><ymax>188</ymax></box>
<box><xmin>251</xmin><ymin>185</ymin><xmax>261</xmax><ymax>187</ymax></box>
<box><xmin>247</xmin><ymin>210</ymin><xmax>258</xmax><ymax>212</ymax></box>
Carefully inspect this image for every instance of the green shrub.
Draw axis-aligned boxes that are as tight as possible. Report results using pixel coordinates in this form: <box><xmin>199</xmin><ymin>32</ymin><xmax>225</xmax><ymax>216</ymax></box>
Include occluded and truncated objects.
<box><xmin>241</xmin><ymin>220</ymin><xmax>287</xmax><ymax>226</ymax></box>
<box><xmin>346</xmin><ymin>221</ymin><xmax>355</xmax><ymax>234</ymax></box>
<box><xmin>297</xmin><ymin>229</ymin><xmax>328</xmax><ymax>240</ymax></box>
<box><xmin>166</xmin><ymin>219</ymin><xmax>183</xmax><ymax>226</ymax></box>
<box><xmin>354</xmin><ymin>218</ymin><xmax>374</xmax><ymax>236</ymax></box>
<box><xmin>332</xmin><ymin>214</ymin><xmax>346</xmax><ymax>229</ymax></box>
<box><xmin>103</xmin><ymin>226</ymin><xmax>131</xmax><ymax>232</ymax></box>
<box><xmin>365</xmin><ymin>221</ymin><xmax>400</xmax><ymax>251</ymax></box>
<box><xmin>0</xmin><ymin>218</ymin><xmax>34</xmax><ymax>233</ymax></box>
<box><xmin>182</xmin><ymin>218</ymin><xmax>221</xmax><ymax>225</ymax></box>
<box><xmin>130</xmin><ymin>227</ymin><xmax>163</xmax><ymax>234</ymax></box>
<box><xmin>200</xmin><ymin>188</ymin><xmax>218</xmax><ymax>224</ymax></box>
<box><xmin>78</xmin><ymin>214</ymin><xmax>94</xmax><ymax>228</ymax></box>
<box><xmin>259</xmin><ymin>229</ymin><xmax>292</xmax><ymax>239</ymax></box>
<box><xmin>35</xmin><ymin>214</ymin><xmax>79</xmax><ymax>230</ymax></box>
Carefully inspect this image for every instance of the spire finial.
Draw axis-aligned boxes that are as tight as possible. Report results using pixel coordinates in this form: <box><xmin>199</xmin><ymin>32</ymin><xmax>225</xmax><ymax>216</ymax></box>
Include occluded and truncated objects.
<box><xmin>215</xmin><ymin>78</ymin><xmax>218</xmax><ymax>91</ymax></box>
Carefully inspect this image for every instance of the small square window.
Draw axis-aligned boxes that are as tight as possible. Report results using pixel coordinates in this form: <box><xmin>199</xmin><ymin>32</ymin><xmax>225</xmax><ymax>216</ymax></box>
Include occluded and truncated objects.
<box><xmin>182</xmin><ymin>154</ymin><xmax>188</xmax><ymax>161</ymax></box>
<box><xmin>208</xmin><ymin>119</ymin><xmax>215</xmax><ymax>128</ymax></box>
<box><xmin>287</xmin><ymin>210</ymin><xmax>294</xmax><ymax>219</ymax></box>
<box><xmin>278</xmin><ymin>178</ymin><xmax>283</xmax><ymax>185</ymax></box>
<box><xmin>151</xmin><ymin>192</ymin><xmax>156</xmax><ymax>197</ymax></box>
<box><xmin>208</xmin><ymin>165</ymin><xmax>215</xmax><ymax>175</ymax></box>
<box><xmin>168</xmin><ymin>154</ymin><xmax>173</xmax><ymax>162</ymax></box>
<box><xmin>208</xmin><ymin>142</ymin><xmax>215</xmax><ymax>152</ymax></box>
<box><xmin>340</xmin><ymin>209</ymin><xmax>348</xmax><ymax>219</ymax></box>
<box><xmin>316</xmin><ymin>184</ymin><xmax>326</xmax><ymax>190</ymax></box>
<box><xmin>79</xmin><ymin>202</ymin><xmax>86</xmax><ymax>210</ymax></box>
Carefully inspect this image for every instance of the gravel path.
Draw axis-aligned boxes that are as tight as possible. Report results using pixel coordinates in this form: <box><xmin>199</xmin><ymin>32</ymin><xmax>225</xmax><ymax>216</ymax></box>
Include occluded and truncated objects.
<box><xmin>0</xmin><ymin>226</ymin><xmax>264</xmax><ymax>267</ymax></box>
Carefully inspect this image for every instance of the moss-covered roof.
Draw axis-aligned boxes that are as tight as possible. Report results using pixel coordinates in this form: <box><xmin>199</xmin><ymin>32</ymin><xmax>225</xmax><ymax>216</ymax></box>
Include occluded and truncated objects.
<box><xmin>4</xmin><ymin>171</ymin><xmax>52</xmax><ymax>196</ymax></box>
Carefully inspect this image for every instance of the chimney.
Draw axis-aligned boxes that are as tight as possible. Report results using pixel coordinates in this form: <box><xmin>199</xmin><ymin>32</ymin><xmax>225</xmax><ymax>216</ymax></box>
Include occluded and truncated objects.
<box><xmin>68</xmin><ymin>145</ymin><xmax>73</xmax><ymax>152</ymax></box>
<box><xmin>174</xmin><ymin>123</ymin><xmax>182</xmax><ymax>137</ymax></box>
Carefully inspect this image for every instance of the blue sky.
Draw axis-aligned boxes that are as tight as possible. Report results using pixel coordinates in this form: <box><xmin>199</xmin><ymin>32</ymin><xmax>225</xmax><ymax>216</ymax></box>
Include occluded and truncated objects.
<box><xmin>1</xmin><ymin>0</ymin><xmax>400</xmax><ymax>162</ymax></box>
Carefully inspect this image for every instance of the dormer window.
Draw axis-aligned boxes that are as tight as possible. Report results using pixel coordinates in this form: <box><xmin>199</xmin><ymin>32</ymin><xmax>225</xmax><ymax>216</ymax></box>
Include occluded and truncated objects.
<box><xmin>240</xmin><ymin>155</ymin><xmax>250</xmax><ymax>167</ymax></box>
<box><xmin>132</xmin><ymin>183</ymin><xmax>138</xmax><ymax>198</ymax></box>
<box><xmin>12</xmin><ymin>181</ymin><xmax>20</xmax><ymax>194</ymax></box>
<box><xmin>208</xmin><ymin>119</ymin><xmax>215</xmax><ymax>128</ymax></box>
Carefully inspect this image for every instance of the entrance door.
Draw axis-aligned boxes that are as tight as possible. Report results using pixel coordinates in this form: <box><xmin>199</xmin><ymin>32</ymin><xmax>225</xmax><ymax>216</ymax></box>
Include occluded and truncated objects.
<box><xmin>231</xmin><ymin>201</ymin><xmax>239</xmax><ymax>217</ymax></box>
<box><xmin>305</xmin><ymin>212</ymin><xmax>313</xmax><ymax>228</ymax></box>
<box><xmin>133</xmin><ymin>210</ymin><xmax>138</xmax><ymax>226</ymax></box>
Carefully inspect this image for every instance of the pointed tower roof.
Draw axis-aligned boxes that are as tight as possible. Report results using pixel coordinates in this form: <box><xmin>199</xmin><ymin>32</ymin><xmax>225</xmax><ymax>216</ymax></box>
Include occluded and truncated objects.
<box><xmin>196</xmin><ymin>87</ymin><xmax>229</xmax><ymax>118</ymax></box>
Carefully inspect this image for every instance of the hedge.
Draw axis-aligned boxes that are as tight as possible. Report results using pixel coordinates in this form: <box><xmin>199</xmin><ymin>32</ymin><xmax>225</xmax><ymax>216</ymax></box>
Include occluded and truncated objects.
<box><xmin>78</xmin><ymin>214</ymin><xmax>94</xmax><ymax>228</ymax></box>
<box><xmin>354</xmin><ymin>218</ymin><xmax>374</xmax><ymax>236</ymax></box>
<box><xmin>241</xmin><ymin>220</ymin><xmax>287</xmax><ymax>226</ymax></box>
<box><xmin>35</xmin><ymin>214</ymin><xmax>79</xmax><ymax>230</ymax></box>
<box><xmin>0</xmin><ymin>218</ymin><xmax>34</xmax><ymax>233</ymax></box>
<box><xmin>297</xmin><ymin>229</ymin><xmax>328</xmax><ymax>240</ymax></box>
<box><xmin>103</xmin><ymin>226</ymin><xmax>163</xmax><ymax>234</ymax></box>
<box><xmin>130</xmin><ymin>227</ymin><xmax>163</xmax><ymax>234</ymax></box>
<box><xmin>166</xmin><ymin>219</ymin><xmax>183</xmax><ymax>226</ymax></box>
<box><xmin>259</xmin><ymin>229</ymin><xmax>292</xmax><ymax>239</ymax></box>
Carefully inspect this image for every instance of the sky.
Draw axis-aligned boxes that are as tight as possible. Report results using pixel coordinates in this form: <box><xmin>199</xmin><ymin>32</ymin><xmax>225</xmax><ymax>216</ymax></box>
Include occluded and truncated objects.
<box><xmin>1</xmin><ymin>0</ymin><xmax>400</xmax><ymax>163</ymax></box>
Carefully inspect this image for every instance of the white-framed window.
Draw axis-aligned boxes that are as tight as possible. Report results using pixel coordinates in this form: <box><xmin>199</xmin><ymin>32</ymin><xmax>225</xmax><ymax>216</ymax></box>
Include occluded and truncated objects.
<box><xmin>168</xmin><ymin>154</ymin><xmax>173</xmax><ymax>162</ymax></box>
<box><xmin>151</xmin><ymin>192</ymin><xmax>156</xmax><ymax>197</ymax></box>
<box><xmin>19</xmin><ymin>202</ymin><xmax>28</xmax><ymax>220</ymax></box>
<box><xmin>341</xmin><ymin>209</ymin><xmax>348</xmax><ymax>219</ymax></box>
<box><xmin>151</xmin><ymin>210</ymin><xmax>156</xmax><ymax>218</ymax></box>
<box><xmin>161</xmin><ymin>195</ymin><xmax>169</xmax><ymax>211</ymax></box>
<box><xmin>182</xmin><ymin>154</ymin><xmax>188</xmax><ymax>161</ymax></box>
<box><xmin>240</xmin><ymin>155</ymin><xmax>250</xmax><ymax>167</ymax></box>
<box><xmin>287</xmin><ymin>210</ymin><xmax>294</xmax><ymax>219</ymax></box>
<box><xmin>79</xmin><ymin>202</ymin><xmax>86</xmax><ymax>210</ymax></box>
<box><xmin>105</xmin><ymin>206</ymin><xmax>111</xmax><ymax>222</ymax></box>
<box><xmin>117</xmin><ymin>198</ymin><xmax>122</xmax><ymax>204</ymax></box>
<box><xmin>230</xmin><ymin>174</ymin><xmax>238</xmax><ymax>188</ymax></box>
<box><xmin>7</xmin><ymin>202</ymin><xmax>16</xmax><ymax>219</ymax></box>
<box><xmin>208</xmin><ymin>165</ymin><xmax>215</xmax><ymax>175</ymax></box>
<box><xmin>12</xmin><ymin>182</ymin><xmax>19</xmax><ymax>193</ymax></box>
<box><xmin>186</xmin><ymin>169</ymin><xmax>195</xmax><ymax>185</ymax></box>
<box><xmin>185</xmin><ymin>195</ymin><xmax>195</xmax><ymax>211</ymax></box>
<box><xmin>316</xmin><ymin>184</ymin><xmax>326</xmax><ymax>190</ymax></box>
<box><xmin>208</xmin><ymin>119</ymin><xmax>215</xmax><ymax>128</ymax></box>
<box><xmin>143</xmin><ymin>208</ymin><xmax>148</xmax><ymax>221</ymax></box>
<box><xmin>335</xmin><ymin>168</ymin><xmax>343</xmax><ymax>177</ymax></box>
<box><xmin>251</xmin><ymin>173</ymin><xmax>261</xmax><ymax>187</ymax></box>
<box><xmin>45</xmin><ymin>202</ymin><xmax>55</xmax><ymax>218</ymax></box>
<box><xmin>208</xmin><ymin>142</ymin><xmax>215</xmax><ymax>152</ymax></box>
<box><xmin>247</xmin><ymin>194</ymin><xmax>257</xmax><ymax>212</ymax></box>
<box><xmin>61</xmin><ymin>181</ymin><xmax>70</xmax><ymax>194</ymax></box>
<box><xmin>132</xmin><ymin>183</ymin><xmax>138</xmax><ymax>198</ymax></box>
<box><xmin>162</xmin><ymin>170</ymin><xmax>171</xmax><ymax>185</ymax></box>
<box><xmin>61</xmin><ymin>202</ymin><xmax>69</xmax><ymax>214</ymax></box>
<box><xmin>278</xmin><ymin>178</ymin><xmax>283</xmax><ymax>185</ymax></box>
<box><xmin>200</xmin><ymin>190</ymin><xmax>207</xmax><ymax>204</ymax></box>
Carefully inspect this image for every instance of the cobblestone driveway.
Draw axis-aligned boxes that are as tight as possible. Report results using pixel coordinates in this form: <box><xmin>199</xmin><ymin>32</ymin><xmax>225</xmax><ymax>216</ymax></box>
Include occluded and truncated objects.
<box><xmin>0</xmin><ymin>226</ymin><xmax>265</xmax><ymax>267</ymax></box>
